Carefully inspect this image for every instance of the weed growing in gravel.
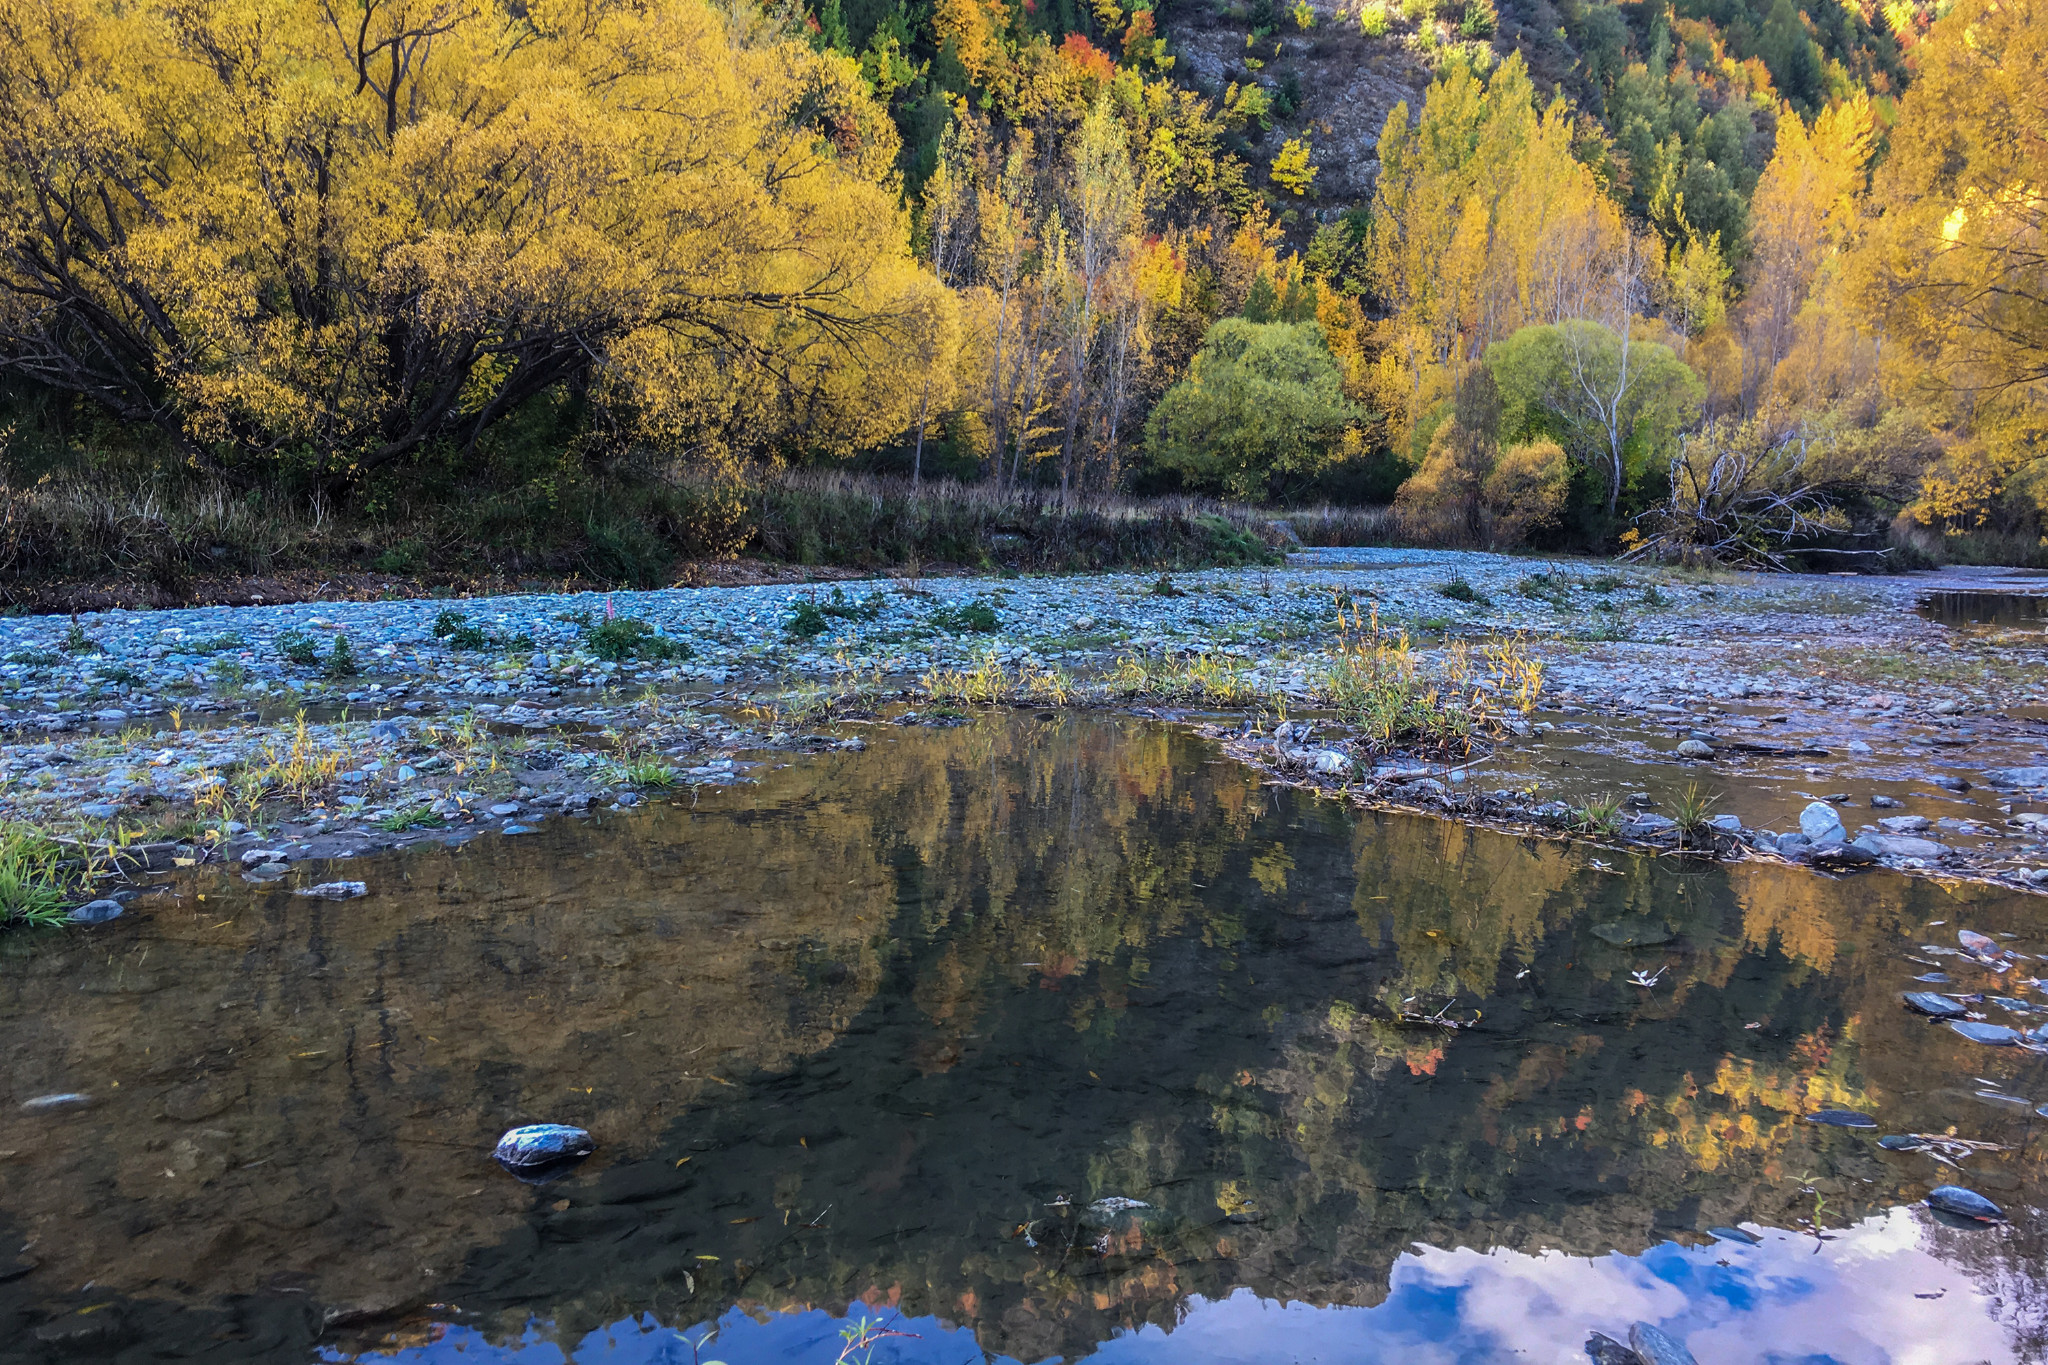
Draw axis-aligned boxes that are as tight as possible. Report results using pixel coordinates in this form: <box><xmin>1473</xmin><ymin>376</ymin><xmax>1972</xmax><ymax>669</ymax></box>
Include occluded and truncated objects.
<box><xmin>583</xmin><ymin>616</ymin><xmax>684</xmax><ymax>661</ymax></box>
<box><xmin>5</xmin><ymin>649</ymin><xmax>60</xmax><ymax>666</ymax></box>
<box><xmin>374</xmin><ymin>805</ymin><xmax>443</xmax><ymax>832</ymax></box>
<box><xmin>1572</xmin><ymin>796</ymin><xmax>1623</xmax><ymax>834</ymax></box>
<box><xmin>1149</xmin><ymin>574</ymin><xmax>1186</xmax><ymax>597</ymax></box>
<box><xmin>1438</xmin><ymin>577</ymin><xmax>1489</xmax><ymax>606</ymax></box>
<box><xmin>251</xmin><ymin>715</ymin><xmax>349</xmax><ymax>805</ymax></box>
<box><xmin>60</xmin><ymin>620</ymin><xmax>101</xmax><ymax>654</ymax></box>
<box><xmin>1672</xmin><ymin>782</ymin><xmax>1720</xmax><ymax>845</ymax></box>
<box><xmin>0</xmin><ymin>824</ymin><xmax>68</xmax><ymax>927</ymax></box>
<box><xmin>614</xmin><ymin>756</ymin><xmax>678</xmax><ymax>787</ymax></box>
<box><xmin>919</xmin><ymin>651</ymin><xmax>1071</xmax><ymax>706</ymax></box>
<box><xmin>1316</xmin><ymin>601</ymin><xmax>1541</xmax><ymax>756</ymax></box>
<box><xmin>323</xmin><ymin>634</ymin><xmax>359</xmax><ymax>678</ymax></box>
<box><xmin>1107</xmin><ymin>652</ymin><xmax>1273</xmax><ymax>707</ymax></box>
<box><xmin>929</xmin><ymin>599</ymin><xmax>1001</xmax><ymax>634</ymax></box>
<box><xmin>277</xmin><ymin>631</ymin><xmax>320</xmax><ymax>666</ymax></box>
<box><xmin>786</xmin><ymin>600</ymin><xmax>830</xmax><ymax>639</ymax></box>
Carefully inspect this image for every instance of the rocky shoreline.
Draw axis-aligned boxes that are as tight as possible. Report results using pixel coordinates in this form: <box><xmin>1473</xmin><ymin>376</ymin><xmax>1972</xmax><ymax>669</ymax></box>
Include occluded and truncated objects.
<box><xmin>4</xmin><ymin>546</ymin><xmax>2045</xmax><ymax>916</ymax></box>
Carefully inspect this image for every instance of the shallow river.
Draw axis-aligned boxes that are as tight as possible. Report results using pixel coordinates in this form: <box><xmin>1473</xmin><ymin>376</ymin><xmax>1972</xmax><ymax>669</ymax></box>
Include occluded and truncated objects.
<box><xmin>3</xmin><ymin>715</ymin><xmax>2046</xmax><ymax>1364</ymax></box>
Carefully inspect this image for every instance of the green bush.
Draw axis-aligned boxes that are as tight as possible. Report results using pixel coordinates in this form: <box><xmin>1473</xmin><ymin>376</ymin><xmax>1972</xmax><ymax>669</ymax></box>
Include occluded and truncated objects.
<box><xmin>786</xmin><ymin>600</ymin><xmax>830</xmax><ymax>639</ymax></box>
<box><xmin>1145</xmin><ymin>318</ymin><xmax>1361</xmax><ymax>500</ymax></box>
<box><xmin>323</xmin><ymin>634</ymin><xmax>358</xmax><ymax>678</ymax></box>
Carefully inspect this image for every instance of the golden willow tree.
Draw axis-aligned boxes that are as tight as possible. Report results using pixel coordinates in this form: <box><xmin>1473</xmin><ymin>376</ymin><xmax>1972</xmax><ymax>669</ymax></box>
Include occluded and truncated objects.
<box><xmin>1850</xmin><ymin>0</ymin><xmax>2048</xmax><ymax>532</ymax></box>
<box><xmin>0</xmin><ymin>0</ymin><xmax>950</xmax><ymax>486</ymax></box>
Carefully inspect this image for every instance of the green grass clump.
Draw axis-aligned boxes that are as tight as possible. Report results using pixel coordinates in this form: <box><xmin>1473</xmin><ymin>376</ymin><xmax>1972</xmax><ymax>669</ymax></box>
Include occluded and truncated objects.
<box><xmin>373</xmin><ymin>805</ymin><xmax>444</xmax><ymax>832</ymax></box>
<box><xmin>616</xmin><ymin>757</ymin><xmax>677</xmax><ymax>787</ymax></box>
<box><xmin>1437</xmin><ymin>577</ymin><xmax>1489</xmax><ymax>606</ymax></box>
<box><xmin>277</xmin><ymin>630</ymin><xmax>320</xmax><ymax>666</ymax></box>
<box><xmin>0</xmin><ymin>825</ymin><xmax>70</xmax><ymax>927</ymax></box>
<box><xmin>1571</xmin><ymin>795</ymin><xmax>1623</xmax><ymax>834</ymax></box>
<box><xmin>5</xmin><ymin>649</ymin><xmax>61</xmax><ymax>666</ymax></box>
<box><xmin>930</xmin><ymin>599</ymin><xmax>1000</xmax><ymax>633</ymax></box>
<box><xmin>585</xmin><ymin>616</ymin><xmax>688</xmax><ymax>661</ymax></box>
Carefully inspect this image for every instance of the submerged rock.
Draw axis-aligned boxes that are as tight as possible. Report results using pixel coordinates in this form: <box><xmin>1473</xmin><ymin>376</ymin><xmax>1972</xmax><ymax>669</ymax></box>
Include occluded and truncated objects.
<box><xmin>1591</xmin><ymin>921</ymin><xmax>1675</xmax><ymax>948</ymax></box>
<box><xmin>1984</xmin><ymin>766</ymin><xmax>2048</xmax><ymax>790</ymax></box>
<box><xmin>1708</xmin><ymin>1226</ymin><xmax>1762</xmax><ymax>1245</ymax></box>
<box><xmin>1805</xmin><ymin>1109</ymin><xmax>1878</xmax><ymax>1128</ymax></box>
<box><xmin>1926</xmin><ymin>1185</ymin><xmax>2007</xmax><ymax>1223</ymax></box>
<box><xmin>1948</xmin><ymin>1020</ymin><xmax>2022</xmax><ymax>1046</ymax></box>
<box><xmin>295</xmin><ymin>881</ymin><xmax>368</xmax><ymax>900</ymax></box>
<box><xmin>493</xmin><ymin>1123</ymin><xmax>594</xmax><ymax>1172</ymax></box>
<box><xmin>67</xmin><ymin>899</ymin><xmax>123</xmax><ymax>925</ymax></box>
<box><xmin>1903</xmin><ymin>992</ymin><xmax>1968</xmax><ymax>1019</ymax></box>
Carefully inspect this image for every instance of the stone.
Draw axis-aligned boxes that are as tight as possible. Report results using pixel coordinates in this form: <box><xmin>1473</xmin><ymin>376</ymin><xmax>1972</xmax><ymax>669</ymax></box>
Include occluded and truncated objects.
<box><xmin>1706</xmin><ymin>814</ymin><xmax>1743</xmax><ymax>833</ymax></box>
<box><xmin>1674</xmin><ymin>739</ymin><xmax>1714</xmax><ymax>759</ymax></box>
<box><xmin>1984</xmin><ymin>766</ymin><xmax>2048</xmax><ymax>789</ymax></box>
<box><xmin>615</xmin><ymin>791</ymin><xmax>641</xmax><ymax>808</ymax></box>
<box><xmin>488</xmin><ymin>802</ymin><xmax>522</xmax><ymax>817</ymax></box>
<box><xmin>1854</xmin><ymin>834</ymin><xmax>1948</xmax><ymax>859</ymax></box>
<box><xmin>1846</xmin><ymin>740</ymin><xmax>1873</xmax><ymax>755</ymax></box>
<box><xmin>1931</xmin><ymin>774</ymin><xmax>1971</xmax><ymax>793</ymax></box>
<box><xmin>493</xmin><ymin>1123</ymin><xmax>594</xmax><ymax>1171</ymax></box>
<box><xmin>239</xmin><ymin>848</ymin><xmax>290</xmax><ymax>866</ymax></box>
<box><xmin>1879</xmin><ymin>815</ymin><xmax>1932</xmax><ymax>834</ymax></box>
<box><xmin>369</xmin><ymin>719</ymin><xmax>408</xmax><ymax>741</ymax></box>
<box><xmin>1804</xmin><ymin>841</ymin><xmax>1878</xmax><ymax>868</ymax></box>
<box><xmin>67</xmin><ymin>899</ymin><xmax>123</xmax><ymax>925</ymax></box>
<box><xmin>1623</xmin><ymin>813</ymin><xmax>1677</xmax><ymax>836</ymax></box>
<box><xmin>1799</xmin><ymin>801</ymin><xmax>1847</xmax><ymax>843</ymax></box>
<box><xmin>294</xmin><ymin>881</ymin><xmax>368</xmax><ymax>900</ymax></box>
<box><xmin>1311</xmin><ymin>750</ymin><xmax>1351</xmax><ymax>776</ymax></box>
<box><xmin>77</xmin><ymin>802</ymin><xmax>120</xmax><ymax>819</ymax></box>
<box><xmin>1870</xmin><ymin>794</ymin><xmax>1902</xmax><ymax>809</ymax></box>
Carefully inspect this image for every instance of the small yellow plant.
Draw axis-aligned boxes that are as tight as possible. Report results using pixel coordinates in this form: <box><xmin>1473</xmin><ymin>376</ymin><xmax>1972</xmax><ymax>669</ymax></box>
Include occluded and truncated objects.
<box><xmin>919</xmin><ymin>651</ymin><xmax>1072</xmax><ymax>707</ymax></box>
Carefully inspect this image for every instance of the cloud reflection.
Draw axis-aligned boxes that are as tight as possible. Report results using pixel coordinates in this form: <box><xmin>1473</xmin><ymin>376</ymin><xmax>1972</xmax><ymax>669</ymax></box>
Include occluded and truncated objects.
<box><xmin>346</xmin><ymin>1209</ymin><xmax>2017</xmax><ymax>1365</ymax></box>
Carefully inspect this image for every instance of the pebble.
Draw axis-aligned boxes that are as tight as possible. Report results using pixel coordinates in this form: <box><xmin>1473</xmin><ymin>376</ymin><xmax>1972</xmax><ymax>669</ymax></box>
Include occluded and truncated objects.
<box><xmin>493</xmin><ymin>1124</ymin><xmax>594</xmax><ymax>1171</ymax></box>
<box><xmin>67</xmin><ymin>899</ymin><xmax>123</xmax><ymax>925</ymax></box>
<box><xmin>1674</xmin><ymin>739</ymin><xmax>1713</xmax><ymax>759</ymax></box>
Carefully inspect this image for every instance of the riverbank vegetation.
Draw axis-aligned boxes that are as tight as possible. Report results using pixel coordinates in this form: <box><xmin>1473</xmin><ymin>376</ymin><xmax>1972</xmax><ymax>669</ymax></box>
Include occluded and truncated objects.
<box><xmin>0</xmin><ymin>0</ymin><xmax>2040</xmax><ymax>588</ymax></box>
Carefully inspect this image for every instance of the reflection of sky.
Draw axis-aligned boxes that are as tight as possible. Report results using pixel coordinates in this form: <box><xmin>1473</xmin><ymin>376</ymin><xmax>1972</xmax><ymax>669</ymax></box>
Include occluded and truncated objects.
<box><xmin>335</xmin><ymin>1210</ymin><xmax>2013</xmax><ymax>1365</ymax></box>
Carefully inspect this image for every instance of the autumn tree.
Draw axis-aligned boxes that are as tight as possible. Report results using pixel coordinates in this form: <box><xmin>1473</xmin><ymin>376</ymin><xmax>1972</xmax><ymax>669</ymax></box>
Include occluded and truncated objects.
<box><xmin>0</xmin><ymin>0</ymin><xmax>950</xmax><ymax>488</ymax></box>
<box><xmin>1848</xmin><ymin>0</ymin><xmax>2048</xmax><ymax>534</ymax></box>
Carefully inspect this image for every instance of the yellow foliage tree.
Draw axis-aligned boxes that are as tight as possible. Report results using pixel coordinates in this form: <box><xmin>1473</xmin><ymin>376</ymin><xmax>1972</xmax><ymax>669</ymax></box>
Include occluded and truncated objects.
<box><xmin>1847</xmin><ymin>0</ymin><xmax>2048</xmax><ymax>531</ymax></box>
<box><xmin>0</xmin><ymin>0</ymin><xmax>949</xmax><ymax>485</ymax></box>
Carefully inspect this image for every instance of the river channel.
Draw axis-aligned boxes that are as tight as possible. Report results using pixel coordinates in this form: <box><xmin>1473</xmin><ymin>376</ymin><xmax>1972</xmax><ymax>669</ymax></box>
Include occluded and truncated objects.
<box><xmin>3</xmin><ymin>713</ymin><xmax>2044</xmax><ymax>1363</ymax></box>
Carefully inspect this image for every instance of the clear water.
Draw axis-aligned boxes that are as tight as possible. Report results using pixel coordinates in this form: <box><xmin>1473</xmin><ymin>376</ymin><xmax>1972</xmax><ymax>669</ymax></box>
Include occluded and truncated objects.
<box><xmin>3</xmin><ymin>714</ymin><xmax>2044</xmax><ymax>1364</ymax></box>
<box><xmin>1917</xmin><ymin>590</ymin><xmax>2048</xmax><ymax>630</ymax></box>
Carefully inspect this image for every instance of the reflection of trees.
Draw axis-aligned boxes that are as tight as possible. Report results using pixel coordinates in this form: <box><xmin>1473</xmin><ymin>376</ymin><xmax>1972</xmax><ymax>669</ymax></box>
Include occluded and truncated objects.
<box><xmin>4</xmin><ymin>714</ymin><xmax>2044</xmax><ymax>1364</ymax></box>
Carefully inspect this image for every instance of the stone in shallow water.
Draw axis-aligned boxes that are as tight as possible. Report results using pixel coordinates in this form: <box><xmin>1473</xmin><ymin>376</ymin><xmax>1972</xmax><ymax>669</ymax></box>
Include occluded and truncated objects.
<box><xmin>1927</xmin><ymin>1185</ymin><xmax>2006</xmax><ymax>1223</ymax></box>
<box><xmin>295</xmin><ymin>881</ymin><xmax>367</xmax><ymax>900</ymax></box>
<box><xmin>1799</xmin><ymin>801</ymin><xmax>1846</xmax><ymax>842</ymax></box>
<box><xmin>1949</xmin><ymin>1020</ymin><xmax>2022</xmax><ymax>1046</ymax></box>
<box><xmin>1805</xmin><ymin>1109</ymin><xmax>1877</xmax><ymax>1128</ymax></box>
<box><xmin>1903</xmin><ymin>991</ymin><xmax>1967</xmax><ymax>1019</ymax></box>
<box><xmin>1591</xmin><ymin>921</ymin><xmax>1674</xmax><ymax>948</ymax></box>
<box><xmin>67</xmin><ymin>899</ymin><xmax>123</xmax><ymax>925</ymax></box>
<box><xmin>1878</xmin><ymin>815</ymin><xmax>1932</xmax><ymax>833</ymax></box>
<box><xmin>493</xmin><ymin>1124</ymin><xmax>594</xmax><ymax>1171</ymax></box>
<box><xmin>1674</xmin><ymin>739</ymin><xmax>1713</xmax><ymax>759</ymax></box>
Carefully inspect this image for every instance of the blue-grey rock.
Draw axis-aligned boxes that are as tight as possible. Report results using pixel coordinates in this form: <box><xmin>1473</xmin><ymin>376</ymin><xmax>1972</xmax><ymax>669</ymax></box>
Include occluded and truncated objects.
<box><xmin>19</xmin><ymin>1093</ymin><xmax>90</xmax><ymax>1112</ymax></box>
<box><xmin>1775</xmin><ymin>832</ymin><xmax>1811</xmax><ymax>854</ymax></box>
<box><xmin>1927</xmin><ymin>1185</ymin><xmax>2006</xmax><ymax>1223</ymax></box>
<box><xmin>77</xmin><ymin>802</ymin><xmax>120</xmax><ymax>819</ymax></box>
<box><xmin>1584</xmin><ymin>1332</ymin><xmax>1642</xmax><ymax>1365</ymax></box>
<box><xmin>67</xmin><ymin>899</ymin><xmax>123</xmax><ymax>925</ymax></box>
<box><xmin>493</xmin><ymin>1124</ymin><xmax>594</xmax><ymax>1171</ymax></box>
<box><xmin>294</xmin><ymin>881</ymin><xmax>367</xmax><ymax>900</ymax></box>
<box><xmin>1903</xmin><ymin>992</ymin><xmax>1967</xmax><ymax>1019</ymax></box>
<box><xmin>1805</xmin><ymin>1109</ymin><xmax>1877</xmax><ymax>1128</ymax></box>
<box><xmin>1709</xmin><ymin>1226</ymin><xmax>1762</xmax><ymax>1244</ymax></box>
<box><xmin>1800</xmin><ymin>801</ymin><xmax>1846</xmax><ymax>843</ymax></box>
<box><xmin>1984</xmin><ymin>767</ymin><xmax>2048</xmax><ymax>790</ymax></box>
<box><xmin>1948</xmin><ymin>1020</ymin><xmax>2021</xmax><ymax>1046</ymax></box>
<box><xmin>1879</xmin><ymin>815</ymin><xmax>1932</xmax><ymax>833</ymax></box>
<box><xmin>1628</xmin><ymin>1322</ymin><xmax>1697</xmax><ymax>1365</ymax></box>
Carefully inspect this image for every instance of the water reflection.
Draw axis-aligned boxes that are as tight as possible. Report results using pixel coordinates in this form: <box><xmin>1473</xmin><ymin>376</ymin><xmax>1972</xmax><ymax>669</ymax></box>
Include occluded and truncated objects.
<box><xmin>329</xmin><ymin>1215</ymin><xmax>2017</xmax><ymax>1364</ymax></box>
<box><xmin>1</xmin><ymin>714</ymin><xmax>2043</xmax><ymax>1362</ymax></box>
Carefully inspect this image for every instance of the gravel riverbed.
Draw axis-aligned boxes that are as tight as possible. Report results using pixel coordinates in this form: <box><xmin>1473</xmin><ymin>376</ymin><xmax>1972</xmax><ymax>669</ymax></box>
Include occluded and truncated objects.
<box><xmin>6</xmin><ymin>547</ymin><xmax>2048</xmax><ymax>908</ymax></box>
